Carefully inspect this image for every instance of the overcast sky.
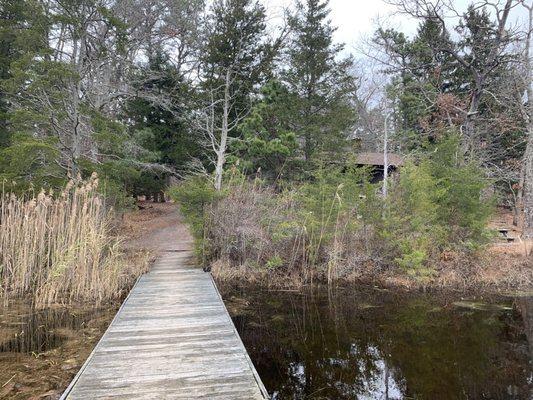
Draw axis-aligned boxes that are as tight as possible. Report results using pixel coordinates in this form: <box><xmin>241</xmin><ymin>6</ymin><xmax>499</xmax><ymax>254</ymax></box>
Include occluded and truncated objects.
<box><xmin>265</xmin><ymin>0</ymin><xmax>531</xmax><ymax>53</ymax></box>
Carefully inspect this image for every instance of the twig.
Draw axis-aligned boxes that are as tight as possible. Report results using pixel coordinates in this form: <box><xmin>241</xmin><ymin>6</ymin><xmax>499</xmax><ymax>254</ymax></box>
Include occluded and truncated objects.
<box><xmin>2</xmin><ymin>374</ymin><xmax>16</xmax><ymax>388</ymax></box>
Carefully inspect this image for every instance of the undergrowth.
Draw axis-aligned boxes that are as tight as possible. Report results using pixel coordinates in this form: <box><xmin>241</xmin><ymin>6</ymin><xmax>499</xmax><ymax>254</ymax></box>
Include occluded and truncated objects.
<box><xmin>170</xmin><ymin>136</ymin><xmax>495</xmax><ymax>286</ymax></box>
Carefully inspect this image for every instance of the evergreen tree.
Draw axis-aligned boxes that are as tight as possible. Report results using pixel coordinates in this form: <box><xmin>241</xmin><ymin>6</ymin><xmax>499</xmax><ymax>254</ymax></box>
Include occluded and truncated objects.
<box><xmin>456</xmin><ymin>5</ymin><xmax>521</xmax><ymax>163</ymax></box>
<box><xmin>375</xmin><ymin>5</ymin><xmax>518</xmax><ymax>157</ymax></box>
<box><xmin>284</xmin><ymin>0</ymin><xmax>356</xmax><ymax>162</ymax></box>
<box><xmin>374</xmin><ymin>20</ymin><xmax>460</xmax><ymax>150</ymax></box>
<box><xmin>0</xmin><ymin>0</ymin><xmax>65</xmax><ymax>190</ymax></box>
<box><xmin>0</xmin><ymin>1</ymin><xmax>166</xmax><ymax>197</ymax></box>
<box><xmin>125</xmin><ymin>50</ymin><xmax>200</xmax><ymax>198</ymax></box>
<box><xmin>230</xmin><ymin>80</ymin><xmax>298</xmax><ymax>180</ymax></box>
<box><xmin>199</xmin><ymin>0</ymin><xmax>276</xmax><ymax>189</ymax></box>
<box><xmin>0</xmin><ymin>0</ymin><xmax>47</xmax><ymax>148</ymax></box>
<box><xmin>202</xmin><ymin>0</ymin><xmax>271</xmax><ymax>119</ymax></box>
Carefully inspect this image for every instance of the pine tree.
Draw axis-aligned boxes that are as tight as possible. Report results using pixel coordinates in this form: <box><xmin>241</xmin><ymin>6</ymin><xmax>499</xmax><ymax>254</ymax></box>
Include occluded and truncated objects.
<box><xmin>199</xmin><ymin>0</ymin><xmax>274</xmax><ymax>189</ymax></box>
<box><xmin>0</xmin><ymin>0</ymin><xmax>47</xmax><ymax>148</ymax></box>
<box><xmin>202</xmin><ymin>0</ymin><xmax>271</xmax><ymax>119</ymax></box>
<box><xmin>230</xmin><ymin>80</ymin><xmax>298</xmax><ymax>180</ymax></box>
<box><xmin>284</xmin><ymin>0</ymin><xmax>356</xmax><ymax>162</ymax></box>
<box><xmin>125</xmin><ymin>49</ymin><xmax>200</xmax><ymax>198</ymax></box>
<box><xmin>374</xmin><ymin>20</ymin><xmax>460</xmax><ymax>150</ymax></box>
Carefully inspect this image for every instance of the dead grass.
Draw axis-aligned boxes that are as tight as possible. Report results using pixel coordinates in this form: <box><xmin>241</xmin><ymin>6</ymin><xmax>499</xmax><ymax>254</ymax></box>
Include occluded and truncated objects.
<box><xmin>0</xmin><ymin>174</ymin><xmax>150</xmax><ymax>307</ymax></box>
<box><xmin>204</xmin><ymin>182</ymin><xmax>386</xmax><ymax>287</ymax></box>
<box><xmin>339</xmin><ymin>249</ymin><xmax>533</xmax><ymax>292</ymax></box>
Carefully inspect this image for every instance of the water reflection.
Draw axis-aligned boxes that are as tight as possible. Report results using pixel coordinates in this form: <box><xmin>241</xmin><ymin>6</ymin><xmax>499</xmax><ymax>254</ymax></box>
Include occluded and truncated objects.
<box><xmin>223</xmin><ymin>285</ymin><xmax>532</xmax><ymax>399</ymax></box>
<box><xmin>0</xmin><ymin>305</ymin><xmax>103</xmax><ymax>354</ymax></box>
<box><xmin>517</xmin><ymin>296</ymin><xmax>533</xmax><ymax>359</ymax></box>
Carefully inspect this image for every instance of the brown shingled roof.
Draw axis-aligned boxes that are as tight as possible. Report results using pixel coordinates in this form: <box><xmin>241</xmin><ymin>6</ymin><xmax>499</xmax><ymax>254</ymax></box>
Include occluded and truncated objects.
<box><xmin>354</xmin><ymin>152</ymin><xmax>404</xmax><ymax>167</ymax></box>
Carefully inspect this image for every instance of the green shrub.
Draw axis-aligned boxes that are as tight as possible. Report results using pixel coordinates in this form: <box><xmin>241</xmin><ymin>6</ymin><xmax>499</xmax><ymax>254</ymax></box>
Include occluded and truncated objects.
<box><xmin>172</xmin><ymin>135</ymin><xmax>493</xmax><ymax>283</ymax></box>
<box><xmin>266</xmin><ymin>255</ymin><xmax>284</xmax><ymax>270</ymax></box>
<box><xmin>294</xmin><ymin>166</ymin><xmax>377</xmax><ymax>265</ymax></box>
<box><xmin>395</xmin><ymin>238</ymin><xmax>435</xmax><ymax>281</ymax></box>
<box><xmin>382</xmin><ymin>134</ymin><xmax>493</xmax><ymax>277</ymax></box>
<box><xmin>167</xmin><ymin>176</ymin><xmax>221</xmax><ymax>239</ymax></box>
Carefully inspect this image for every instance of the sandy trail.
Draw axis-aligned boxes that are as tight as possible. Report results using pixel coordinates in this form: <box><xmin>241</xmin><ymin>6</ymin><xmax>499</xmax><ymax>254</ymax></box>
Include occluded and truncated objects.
<box><xmin>120</xmin><ymin>202</ymin><xmax>194</xmax><ymax>253</ymax></box>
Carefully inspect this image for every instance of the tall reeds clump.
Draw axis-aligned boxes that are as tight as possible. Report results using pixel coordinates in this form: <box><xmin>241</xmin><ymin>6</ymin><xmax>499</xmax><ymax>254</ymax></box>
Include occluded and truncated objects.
<box><xmin>0</xmin><ymin>174</ymin><xmax>145</xmax><ymax>307</ymax></box>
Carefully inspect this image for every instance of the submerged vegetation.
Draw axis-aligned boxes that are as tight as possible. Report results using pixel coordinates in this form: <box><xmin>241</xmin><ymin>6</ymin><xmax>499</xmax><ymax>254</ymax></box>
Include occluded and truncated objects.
<box><xmin>0</xmin><ymin>175</ymin><xmax>150</xmax><ymax>307</ymax></box>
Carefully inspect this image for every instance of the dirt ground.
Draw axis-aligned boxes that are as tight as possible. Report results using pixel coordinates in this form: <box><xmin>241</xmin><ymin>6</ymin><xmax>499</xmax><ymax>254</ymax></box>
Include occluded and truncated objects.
<box><xmin>120</xmin><ymin>202</ymin><xmax>193</xmax><ymax>252</ymax></box>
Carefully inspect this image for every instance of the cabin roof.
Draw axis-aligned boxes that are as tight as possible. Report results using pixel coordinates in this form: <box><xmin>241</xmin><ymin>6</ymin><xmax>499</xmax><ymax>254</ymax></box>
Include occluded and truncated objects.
<box><xmin>354</xmin><ymin>152</ymin><xmax>404</xmax><ymax>167</ymax></box>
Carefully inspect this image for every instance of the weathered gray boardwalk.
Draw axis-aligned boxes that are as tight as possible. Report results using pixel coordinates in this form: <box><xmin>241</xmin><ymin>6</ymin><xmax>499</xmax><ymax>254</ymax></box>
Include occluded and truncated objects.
<box><xmin>61</xmin><ymin>249</ymin><xmax>268</xmax><ymax>399</ymax></box>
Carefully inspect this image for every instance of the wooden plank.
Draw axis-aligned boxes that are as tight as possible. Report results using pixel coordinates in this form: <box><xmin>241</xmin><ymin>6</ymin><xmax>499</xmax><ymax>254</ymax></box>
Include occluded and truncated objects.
<box><xmin>60</xmin><ymin>249</ymin><xmax>268</xmax><ymax>400</ymax></box>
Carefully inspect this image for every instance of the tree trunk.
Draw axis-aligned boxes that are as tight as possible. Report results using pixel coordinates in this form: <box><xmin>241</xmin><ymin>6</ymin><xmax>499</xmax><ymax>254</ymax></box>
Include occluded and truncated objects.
<box><xmin>70</xmin><ymin>35</ymin><xmax>81</xmax><ymax>177</ymax></box>
<box><xmin>523</xmin><ymin>130</ymin><xmax>533</xmax><ymax>237</ymax></box>
<box><xmin>521</xmin><ymin>3</ymin><xmax>533</xmax><ymax>237</ymax></box>
<box><xmin>214</xmin><ymin>69</ymin><xmax>231</xmax><ymax>191</ymax></box>
<box><xmin>462</xmin><ymin>76</ymin><xmax>483</xmax><ymax>158</ymax></box>
<box><xmin>515</xmin><ymin>162</ymin><xmax>525</xmax><ymax>226</ymax></box>
<box><xmin>383</xmin><ymin>113</ymin><xmax>389</xmax><ymax>198</ymax></box>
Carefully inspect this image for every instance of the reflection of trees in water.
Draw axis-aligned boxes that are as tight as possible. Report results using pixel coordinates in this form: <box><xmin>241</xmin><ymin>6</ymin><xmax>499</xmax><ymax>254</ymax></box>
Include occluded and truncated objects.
<box><xmin>516</xmin><ymin>296</ymin><xmax>533</xmax><ymax>400</ymax></box>
<box><xmin>382</xmin><ymin>300</ymin><xmax>529</xmax><ymax>399</ymax></box>
<box><xmin>0</xmin><ymin>306</ymin><xmax>103</xmax><ymax>354</ymax></box>
<box><xmin>517</xmin><ymin>296</ymin><xmax>533</xmax><ymax>357</ymax></box>
<box><xmin>225</xmin><ymin>286</ymin><xmax>531</xmax><ymax>400</ymax></box>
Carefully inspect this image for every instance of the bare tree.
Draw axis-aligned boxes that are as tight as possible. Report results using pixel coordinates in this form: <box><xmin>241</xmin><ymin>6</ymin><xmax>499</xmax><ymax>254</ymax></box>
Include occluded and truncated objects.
<box><xmin>385</xmin><ymin>0</ymin><xmax>518</xmax><ymax>155</ymax></box>
<box><xmin>195</xmin><ymin>68</ymin><xmax>248</xmax><ymax>191</ymax></box>
<box><xmin>519</xmin><ymin>0</ymin><xmax>533</xmax><ymax>236</ymax></box>
<box><xmin>193</xmin><ymin>0</ymin><xmax>288</xmax><ymax>191</ymax></box>
<box><xmin>351</xmin><ymin>56</ymin><xmax>391</xmax><ymax>151</ymax></box>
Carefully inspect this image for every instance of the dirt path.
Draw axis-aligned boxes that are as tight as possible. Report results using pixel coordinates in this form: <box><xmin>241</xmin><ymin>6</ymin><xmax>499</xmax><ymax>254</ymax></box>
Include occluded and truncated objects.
<box><xmin>120</xmin><ymin>202</ymin><xmax>193</xmax><ymax>253</ymax></box>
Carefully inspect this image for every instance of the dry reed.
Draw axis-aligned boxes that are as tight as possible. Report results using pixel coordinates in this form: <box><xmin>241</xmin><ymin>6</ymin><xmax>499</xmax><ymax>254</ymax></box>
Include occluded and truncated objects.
<box><xmin>204</xmin><ymin>181</ymin><xmax>375</xmax><ymax>286</ymax></box>
<box><xmin>0</xmin><ymin>173</ymin><xmax>148</xmax><ymax>307</ymax></box>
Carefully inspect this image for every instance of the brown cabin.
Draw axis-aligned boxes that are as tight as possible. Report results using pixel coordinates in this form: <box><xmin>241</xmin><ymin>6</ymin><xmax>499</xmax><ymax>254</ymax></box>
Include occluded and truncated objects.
<box><xmin>354</xmin><ymin>152</ymin><xmax>404</xmax><ymax>183</ymax></box>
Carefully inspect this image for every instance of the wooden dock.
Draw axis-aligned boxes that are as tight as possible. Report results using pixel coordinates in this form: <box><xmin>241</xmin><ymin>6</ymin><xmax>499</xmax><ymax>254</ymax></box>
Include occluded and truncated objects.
<box><xmin>61</xmin><ymin>249</ymin><xmax>268</xmax><ymax>399</ymax></box>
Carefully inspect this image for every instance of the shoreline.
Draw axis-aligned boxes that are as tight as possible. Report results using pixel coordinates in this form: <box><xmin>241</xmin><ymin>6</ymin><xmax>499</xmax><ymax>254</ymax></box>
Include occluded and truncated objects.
<box><xmin>210</xmin><ymin>250</ymin><xmax>533</xmax><ymax>295</ymax></box>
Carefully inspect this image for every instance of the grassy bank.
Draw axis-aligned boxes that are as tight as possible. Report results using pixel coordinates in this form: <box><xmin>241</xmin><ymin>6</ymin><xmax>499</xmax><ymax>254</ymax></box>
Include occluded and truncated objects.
<box><xmin>169</xmin><ymin>139</ymin><xmax>533</xmax><ymax>291</ymax></box>
<box><xmin>0</xmin><ymin>174</ymin><xmax>150</xmax><ymax>307</ymax></box>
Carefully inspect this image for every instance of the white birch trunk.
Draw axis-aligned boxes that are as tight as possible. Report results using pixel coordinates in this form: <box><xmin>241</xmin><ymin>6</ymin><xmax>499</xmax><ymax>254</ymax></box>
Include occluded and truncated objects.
<box><xmin>214</xmin><ymin>69</ymin><xmax>232</xmax><ymax>191</ymax></box>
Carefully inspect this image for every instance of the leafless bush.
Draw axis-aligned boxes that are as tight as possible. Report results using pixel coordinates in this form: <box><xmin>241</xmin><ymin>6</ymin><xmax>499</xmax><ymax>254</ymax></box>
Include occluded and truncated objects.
<box><xmin>205</xmin><ymin>181</ymin><xmax>382</xmax><ymax>284</ymax></box>
<box><xmin>207</xmin><ymin>184</ymin><xmax>282</xmax><ymax>266</ymax></box>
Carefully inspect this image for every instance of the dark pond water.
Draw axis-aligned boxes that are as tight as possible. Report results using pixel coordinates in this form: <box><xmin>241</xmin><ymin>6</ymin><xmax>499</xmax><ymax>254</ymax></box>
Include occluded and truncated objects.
<box><xmin>0</xmin><ymin>302</ymin><xmax>117</xmax><ymax>399</ymax></box>
<box><xmin>0</xmin><ymin>304</ymin><xmax>105</xmax><ymax>355</ymax></box>
<box><xmin>0</xmin><ymin>306</ymin><xmax>105</xmax><ymax>354</ymax></box>
<box><xmin>221</xmin><ymin>285</ymin><xmax>533</xmax><ymax>400</ymax></box>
